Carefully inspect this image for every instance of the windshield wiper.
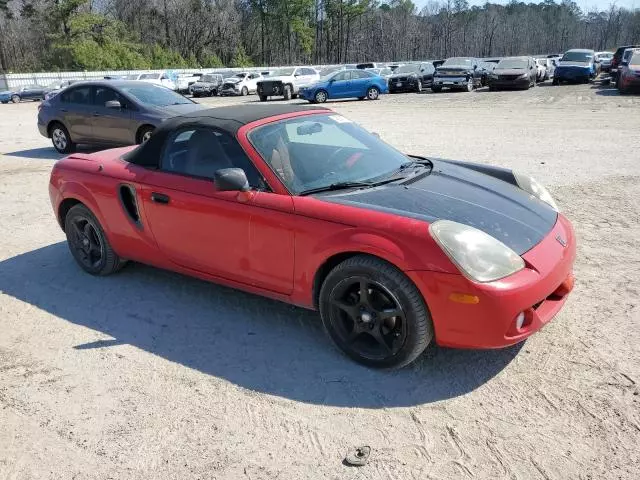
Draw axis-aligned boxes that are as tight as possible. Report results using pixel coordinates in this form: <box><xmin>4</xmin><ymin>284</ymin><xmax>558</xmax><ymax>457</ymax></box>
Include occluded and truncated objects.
<box><xmin>298</xmin><ymin>181</ymin><xmax>377</xmax><ymax>196</ymax></box>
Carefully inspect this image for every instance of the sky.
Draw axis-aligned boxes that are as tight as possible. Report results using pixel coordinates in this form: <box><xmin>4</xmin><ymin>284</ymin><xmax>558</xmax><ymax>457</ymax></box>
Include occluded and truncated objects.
<box><xmin>413</xmin><ymin>0</ymin><xmax>640</xmax><ymax>12</ymax></box>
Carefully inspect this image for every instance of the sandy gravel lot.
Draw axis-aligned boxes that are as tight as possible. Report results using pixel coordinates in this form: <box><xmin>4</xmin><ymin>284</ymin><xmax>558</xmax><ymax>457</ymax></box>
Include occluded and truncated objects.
<box><xmin>1</xmin><ymin>81</ymin><xmax>639</xmax><ymax>479</ymax></box>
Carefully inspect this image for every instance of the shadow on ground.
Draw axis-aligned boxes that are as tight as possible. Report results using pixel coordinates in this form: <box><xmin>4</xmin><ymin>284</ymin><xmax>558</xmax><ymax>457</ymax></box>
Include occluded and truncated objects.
<box><xmin>3</xmin><ymin>145</ymin><xmax>105</xmax><ymax>161</ymax></box>
<box><xmin>0</xmin><ymin>243</ymin><xmax>522</xmax><ymax>408</ymax></box>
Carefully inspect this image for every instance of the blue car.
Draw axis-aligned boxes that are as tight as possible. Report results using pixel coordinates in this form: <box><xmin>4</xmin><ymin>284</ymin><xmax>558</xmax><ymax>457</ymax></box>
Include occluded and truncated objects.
<box><xmin>299</xmin><ymin>69</ymin><xmax>388</xmax><ymax>103</ymax></box>
<box><xmin>553</xmin><ymin>49</ymin><xmax>596</xmax><ymax>84</ymax></box>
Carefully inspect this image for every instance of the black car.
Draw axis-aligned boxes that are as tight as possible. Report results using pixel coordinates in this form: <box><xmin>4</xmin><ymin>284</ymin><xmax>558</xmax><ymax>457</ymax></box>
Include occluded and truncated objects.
<box><xmin>488</xmin><ymin>56</ymin><xmax>537</xmax><ymax>90</ymax></box>
<box><xmin>388</xmin><ymin>62</ymin><xmax>435</xmax><ymax>93</ymax></box>
<box><xmin>189</xmin><ymin>73</ymin><xmax>224</xmax><ymax>97</ymax></box>
<box><xmin>432</xmin><ymin>57</ymin><xmax>483</xmax><ymax>92</ymax></box>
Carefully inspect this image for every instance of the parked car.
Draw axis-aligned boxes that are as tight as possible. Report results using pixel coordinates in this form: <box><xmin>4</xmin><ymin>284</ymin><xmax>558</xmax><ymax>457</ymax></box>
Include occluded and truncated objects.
<box><xmin>138</xmin><ymin>72</ymin><xmax>177</xmax><ymax>90</ymax></box>
<box><xmin>44</xmin><ymin>80</ymin><xmax>79</xmax><ymax>100</ymax></box>
<box><xmin>189</xmin><ymin>73</ymin><xmax>224</xmax><ymax>97</ymax></box>
<box><xmin>366</xmin><ymin>67</ymin><xmax>393</xmax><ymax>80</ymax></box>
<box><xmin>175</xmin><ymin>73</ymin><xmax>202</xmax><ymax>93</ymax></box>
<box><xmin>48</xmin><ymin>104</ymin><xmax>575</xmax><ymax>368</ymax></box>
<box><xmin>356</xmin><ymin>62</ymin><xmax>383</xmax><ymax>69</ymax></box>
<box><xmin>388</xmin><ymin>62</ymin><xmax>435</xmax><ymax>93</ymax></box>
<box><xmin>299</xmin><ymin>69</ymin><xmax>388</xmax><ymax>103</ymax></box>
<box><xmin>553</xmin><ymin>49</ymin><xmax>596</xmax><ymax>84</ymax></box>
<box><xmin>477</xmin><ymin>61</ymin><xmax>496</xmax><ymax>86</ymax></box>
<box><xmin>595</xmin><ymin>51</ymin><xmax>614</xmax><ymax>72</ymax></box>
<box><xmin>0</xmin><ymin>84</ymin><xmax>46</xmax><ymax>103</ymax></box>
<box><xmin>318</xmin><ymin>65</ymin><xmax>346</xmax><ymax>77</ymax></box>
<box><xmin>220</xmin><ymin>72</ymin><xmax>262</xmax><ymax>96</ymax></box>
<box><xmin>534</xmin><ymin>58</ymin><xmax>547</xmax><ymax>82</ymax></box>
<box><xmin>37</xmin><ymin>80</ymin><xmax>204</xmax><ymax>153</ymax></box>
<box><xmin>610</xmin><ymin>45</ymin><xmax>640</xmax><ymax>84</ymax></box>
<box><xmin>432</xmin><ymin>57</ymin><xmax>482</xmax><ymax>92</ymax></box>
<box><xmin>617</xmin><ymin>49</ymin><xmax>640</xmax><ymax>94</ymax></box>
<box><xmin>535</xmin><ymin>58</ymin><xmax>555</xmax><ymax>80</ymax></box>
<box><xmin>256</xmin><ymin>67</ymin><xmax>320</xmax><ymax>101</ymax></box>
<box><xmin>488</xmin><ymin>57</ymin><xmax>537</xmax><ymax>90</ymax></box>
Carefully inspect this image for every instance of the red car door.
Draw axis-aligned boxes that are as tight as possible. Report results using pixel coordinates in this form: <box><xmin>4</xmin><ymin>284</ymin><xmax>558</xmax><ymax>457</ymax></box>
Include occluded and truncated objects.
<box><xmin>139</xmin><ymin>126</ymin><xmax>295</xmax><ymax>294</ymax></box>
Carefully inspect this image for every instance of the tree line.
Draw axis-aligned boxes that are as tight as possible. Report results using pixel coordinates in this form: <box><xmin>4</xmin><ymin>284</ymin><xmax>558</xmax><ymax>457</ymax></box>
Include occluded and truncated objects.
<box><xmin>1</xmin><ymin>0</ymin><xmax>639</xmax><ymax>73</ymax></box>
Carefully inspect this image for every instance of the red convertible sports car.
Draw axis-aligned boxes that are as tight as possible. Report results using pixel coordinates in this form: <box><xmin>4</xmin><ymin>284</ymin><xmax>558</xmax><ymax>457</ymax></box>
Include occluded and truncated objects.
<box><xmin>49</xmin><ymin>105</ymin><xmax>576</xmax><ymax>368</ymax></box>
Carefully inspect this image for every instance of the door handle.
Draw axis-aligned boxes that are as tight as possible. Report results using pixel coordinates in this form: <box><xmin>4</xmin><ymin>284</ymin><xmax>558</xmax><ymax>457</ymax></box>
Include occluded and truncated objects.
<box><xmin>92</xmin><ymin>112</ymin><xmax>100</xmax><ymax>116</ymax></box>
<box><xmin>60</xmin><ymin>109</ymin><xmax>68</xmax><ymax>112</ymax></box>
<box><xmin>151</xmin><ymin>192</ymin><xmax>170</xmax><ymax>204</ymax></box>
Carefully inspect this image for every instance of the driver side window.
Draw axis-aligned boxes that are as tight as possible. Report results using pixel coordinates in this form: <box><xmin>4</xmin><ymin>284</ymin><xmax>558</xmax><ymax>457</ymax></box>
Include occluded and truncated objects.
<box><xmin>161</xmin><ymin>127</ymin><xmax>265</xmax><ymax>189</ymax></box>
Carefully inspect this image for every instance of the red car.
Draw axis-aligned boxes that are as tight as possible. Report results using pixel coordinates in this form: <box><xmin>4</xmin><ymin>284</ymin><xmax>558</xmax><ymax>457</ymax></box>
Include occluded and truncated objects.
<box><xmin>49</xmin><ymin>105</ymin><xmax>576</xmax><ymax>368</ymax></box>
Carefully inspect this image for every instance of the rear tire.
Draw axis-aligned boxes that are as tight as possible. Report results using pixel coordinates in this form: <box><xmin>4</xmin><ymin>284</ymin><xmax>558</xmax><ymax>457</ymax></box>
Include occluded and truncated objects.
<box><xmin>259</xmin><ymin>95</ymin><xmax>268</xmax><ymax>102</ymax></box>
<box><xmin>552</xmin><ymin>78</ymin><xmax>559</xmax><ymax>85</ymax></box>
<box><xmin>283</xmin><ymin>85</ymin><xmax>292</xmax><ymax>100</ymax></box>
<box><xmin>431</xmin><ymin>85</ymin><xmax>442</xmax><ymax>93</ymax></box>
<box><xmin>49</xmin><ymin>122</ymin><xmax>75</xmax><ymax>154</ymax></box>
<box><xmin>466</xmin><ymin>79</ymin><xmax>474</xmax><ymax>92</ymax></box>
<box><xmin>319</xmin><ymin>255</ymin><xmax>434</xmax><ymax>369</ymax></box>
<box><xmin>416</xmin><ymin>81</ymin><xmax>422</xmax><ymax>93</ymax></box>
<box><xmin>64</xmin><ymin>204</ymin><xmax>126</xmax><ymax>276</ymax></box>
<box><xmin>366</xmin><ymin>86</ymin><xmax>380</xmax><ymax>100</ymax></box>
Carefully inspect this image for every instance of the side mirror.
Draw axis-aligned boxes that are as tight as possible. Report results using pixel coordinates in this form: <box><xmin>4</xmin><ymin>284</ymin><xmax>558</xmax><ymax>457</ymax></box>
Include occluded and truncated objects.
<box><xmin>473</xmin><ymin>65</ymin><xmax>478</xmax><ymax>70</ymax></box>
<box><xmin>214</xmin><ymin>168</ymin><xmax>249</xmax><ymax>192</ymax></box>
<box><xmin>105</xmin><ymin>100</ymin><xmax>121</xmax><ymax>109</ymax></box>
<box><xmin>371</xmin><ymin>132</ymin><xmax>381</xmax><ymax>139</ymax></box>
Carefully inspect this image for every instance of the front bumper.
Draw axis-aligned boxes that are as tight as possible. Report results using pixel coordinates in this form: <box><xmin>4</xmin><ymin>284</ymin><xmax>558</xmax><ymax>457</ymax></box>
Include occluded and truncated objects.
<box><xmin>38</xmin><ymin>120</ymin><xmax>48</xmax><ymax>138</ymax></box>
<box><xmin>555</xmin><ymin>67</ymin><xmax>592</xmax><ymax>81</ymax></box>
<box><xmin>433</xmin><ymin>76</ymin><xmax>469</xmax><ymax>88</ymax></box>
<box><xmin>388</xmin><ymin>78</ymin><xmax>419</xmax><ymax>91</ymax></box>
<box><xmin>408</xmin><ymin>214</ymin><xmax>576</xmax><ymax>349</ymax></box>
<box><xmin>488</xmin><ymin>77</ymin><xmax>530</xmax><ymax>89</ymax></box>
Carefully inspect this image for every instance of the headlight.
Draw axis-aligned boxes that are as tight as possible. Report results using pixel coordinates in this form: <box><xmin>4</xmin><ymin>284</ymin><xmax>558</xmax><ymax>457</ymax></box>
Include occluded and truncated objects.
<box><xmin>520</xmin><ymin>73</ymin><xmax>529</xmax><ymax>79</ymax></box>
<box><xmin>489</xmin><ymin>73</ymin><xmax>498</xmax><ymax>79</ymax></box>
<box><xmin>430</xmin><ymin>220</ymin><xmax>525</xmax><ymax>283</ymax></box>
<box><xmin>513</xmin><ymin>171</ymin><xmax>559</xmax><ymax>211</ymax></box>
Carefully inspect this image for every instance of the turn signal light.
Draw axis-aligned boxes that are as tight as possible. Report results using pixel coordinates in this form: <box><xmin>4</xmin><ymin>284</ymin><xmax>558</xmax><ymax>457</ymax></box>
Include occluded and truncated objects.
<box><xmin>448</xmin><ymin>293</ymin><xmax>480</xmax><ymax>304</ymax></box>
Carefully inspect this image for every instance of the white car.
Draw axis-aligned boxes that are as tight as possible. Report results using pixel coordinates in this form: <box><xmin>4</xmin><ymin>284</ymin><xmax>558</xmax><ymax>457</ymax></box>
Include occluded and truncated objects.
<box><xmin>138</xmin><ymin>72</ymin><xmax>177</xmax><ymax>91</ymax></box>
<box><xmin>256</xmin><ymin>67</ymin><xmax>320</xmax><ymax>101</ymax></box>
<box><xmin>535</xmin><ymin>58</ymin><xmax>548</xmax><ymax>81</ymax></box>
<box><xmin>175</xmin><ymin>73</ymin><xmax>202</xmax><ymax>93</ymax></box>
<box><xmin>219</xmin><ymin>72</ymin><xmax>262</xmax><ymax>96</ymax></box>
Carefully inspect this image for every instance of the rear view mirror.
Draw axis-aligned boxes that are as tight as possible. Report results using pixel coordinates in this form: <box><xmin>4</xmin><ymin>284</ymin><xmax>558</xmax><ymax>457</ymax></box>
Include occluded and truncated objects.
<box><xmin>297</xmin><ymin>122</ymin><xmax>323</xmax><ymax>136</ymax></box>
<box><xmin>105</xmin><ymin>100</ymin><xmax>121</xmax><ymax>109</ymax></box>
<box><xmin>214</xmin><ymin>168</ymin><xmax>249</xmax><ymax>192</ymax></box>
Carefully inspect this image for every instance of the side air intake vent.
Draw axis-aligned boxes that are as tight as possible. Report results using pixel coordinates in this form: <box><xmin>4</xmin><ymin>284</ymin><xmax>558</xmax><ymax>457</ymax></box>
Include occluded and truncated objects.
<box><xmin>119</xmin><ymin>184</ymin><xmax>141</xmax><ymax>226</ymax></box>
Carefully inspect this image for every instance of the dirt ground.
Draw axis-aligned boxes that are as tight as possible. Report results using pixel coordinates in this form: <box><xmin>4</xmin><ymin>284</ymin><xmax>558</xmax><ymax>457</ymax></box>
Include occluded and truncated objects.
<box><xmin>1</xmin><ymin>81</ymin><xmax>639</xmax><ymax>480</ymax></box>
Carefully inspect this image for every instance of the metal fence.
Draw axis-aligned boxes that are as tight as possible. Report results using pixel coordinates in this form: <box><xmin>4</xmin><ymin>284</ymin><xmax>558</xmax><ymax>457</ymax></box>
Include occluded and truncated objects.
<box><xmin>0</xmin><ymin>64</ymin><xmax>339</xmax><ymax>90</ymax></box>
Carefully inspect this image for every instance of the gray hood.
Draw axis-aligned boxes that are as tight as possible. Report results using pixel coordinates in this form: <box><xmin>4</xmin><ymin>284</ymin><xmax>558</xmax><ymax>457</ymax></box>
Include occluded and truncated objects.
<box><xmin>155</xmin><ymin>102</ymin><xmax>206</xmax><ymax>117</ymax></box>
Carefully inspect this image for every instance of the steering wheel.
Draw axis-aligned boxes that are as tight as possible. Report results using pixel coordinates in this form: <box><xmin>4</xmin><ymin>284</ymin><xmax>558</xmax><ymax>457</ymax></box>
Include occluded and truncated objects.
<box><xmin>326</xmin><ymin>147</ymin><xmax>350</xmax><ymax>169</ymax></box>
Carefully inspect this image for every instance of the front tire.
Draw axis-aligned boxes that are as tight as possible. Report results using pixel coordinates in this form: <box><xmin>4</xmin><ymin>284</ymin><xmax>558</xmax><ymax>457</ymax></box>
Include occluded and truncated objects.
<box><xmin>314</xmin><ymin>90</ymin><xmax>328</xmax><ymax>103</ymax></box>
<box><xmin>50</xmin><ymin>122</ymin><xmax>75</xmax><ymax>154</ymax></box>
<box><xmin>366</xmin><ymin>86</ymin><xmax>380</xmax><ymax>100</ymax></box>
<box><xmin>431</xmin><ymin>85</ymin><xmax>442</xmax><ymax>93</ymax></box>
<box><xmin>259</xmin><ymin>94</ymin><xmax>268</xmax><ymax>102</ymax></box>
<box><xmin>64</xmin><ymin>204</ymin><xmax>125</xmax><ymax>276</ymax></box>
<box><xmin>319</xmin><ymin>255</ymin><xmax>433</xmax><ymax>369</ymax></box>
<box><xmin>416</xmin><ymin>81</ymin><xmax>422</xmax><ymax>93</ymax></box>
<box><xmin>241</xmin><ymin>86</ymin><xmax>248</xmax><ymax>96</ymax></box>
<box><xmin>11</xmin><ymin>94</ymin><xmax>20</xmax><ymax>103</ymax></box>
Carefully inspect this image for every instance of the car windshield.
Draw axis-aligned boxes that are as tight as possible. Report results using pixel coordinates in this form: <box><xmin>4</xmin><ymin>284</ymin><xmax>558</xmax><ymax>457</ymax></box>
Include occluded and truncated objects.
<box><xmin>139</xmin><ymin>73</ymin><xmax>161</xmax><ymax>80</ymax></box>
<box><xmin>201</xmin><ymin>74</ymin><xmax>217</xmax><ymax>82</ymax></box>
<box><xmin>273</xmin><ymin>68</ymin><xmax>295</xmax><ymax>76</ymax></box>
<box><xmin>319</xmin><ymin>67</ymin><xmax>342</xmax><ymax>77</ymax></box>
<box><xmin>394</xmin><ymin>63</ymin><xmax>420</xmax><ymax>73</ymax></box>
<box><xmin>498</xmin><ymin>58</ymin><xmax>528</xmax><ymax>69</ymax></box>
<box><xmin>235</xmin><ymin>73</ymin><xmax>247</xmax><ymax>79</ymax></box>
<box><xmin>536</xmin><ymin>59</ymin><xmax>546</xmax><ymax>66</ymax></box>
<box><xmin>631</xmin><ymin>53</ymin><xmax>640</xmax><ymax>66</ymax></box>
<box><xmin>248</xmin><ymin>113</ymin><xmax>413</xmax><ymax>194</ymax></box>
<box><xmin>119</xmin><ymin>84</ymin><xmax>192</xmax><ymax>106</ymax></box>
<box><xmin>443</xmin><ymin>57</ymin><xmax>473</xmax><ymax>67</ymax></box>
<box><xmin>561</xmin><ymin>52</ymin><xmax>592</xmax><ymax>62</ymax></box>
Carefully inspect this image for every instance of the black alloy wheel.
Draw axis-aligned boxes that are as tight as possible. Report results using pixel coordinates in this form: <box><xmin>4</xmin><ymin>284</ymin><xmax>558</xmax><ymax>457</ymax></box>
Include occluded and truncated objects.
<box><xmin>64</xmin><ymin>204</ymin><xmax>126</xmax><ymax>276</ymax></box>
<box><xmin>319</xmin><ymin>255</ymin><xmax>433</xmax><ymax>368</ymax></box>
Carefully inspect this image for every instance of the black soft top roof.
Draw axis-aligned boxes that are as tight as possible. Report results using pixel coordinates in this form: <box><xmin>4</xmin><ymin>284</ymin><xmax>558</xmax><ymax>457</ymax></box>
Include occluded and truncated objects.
<box><xmin>125</xmin><ymin>104</ymin><xmax>329</xmax><ymax>167</ymax></box>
